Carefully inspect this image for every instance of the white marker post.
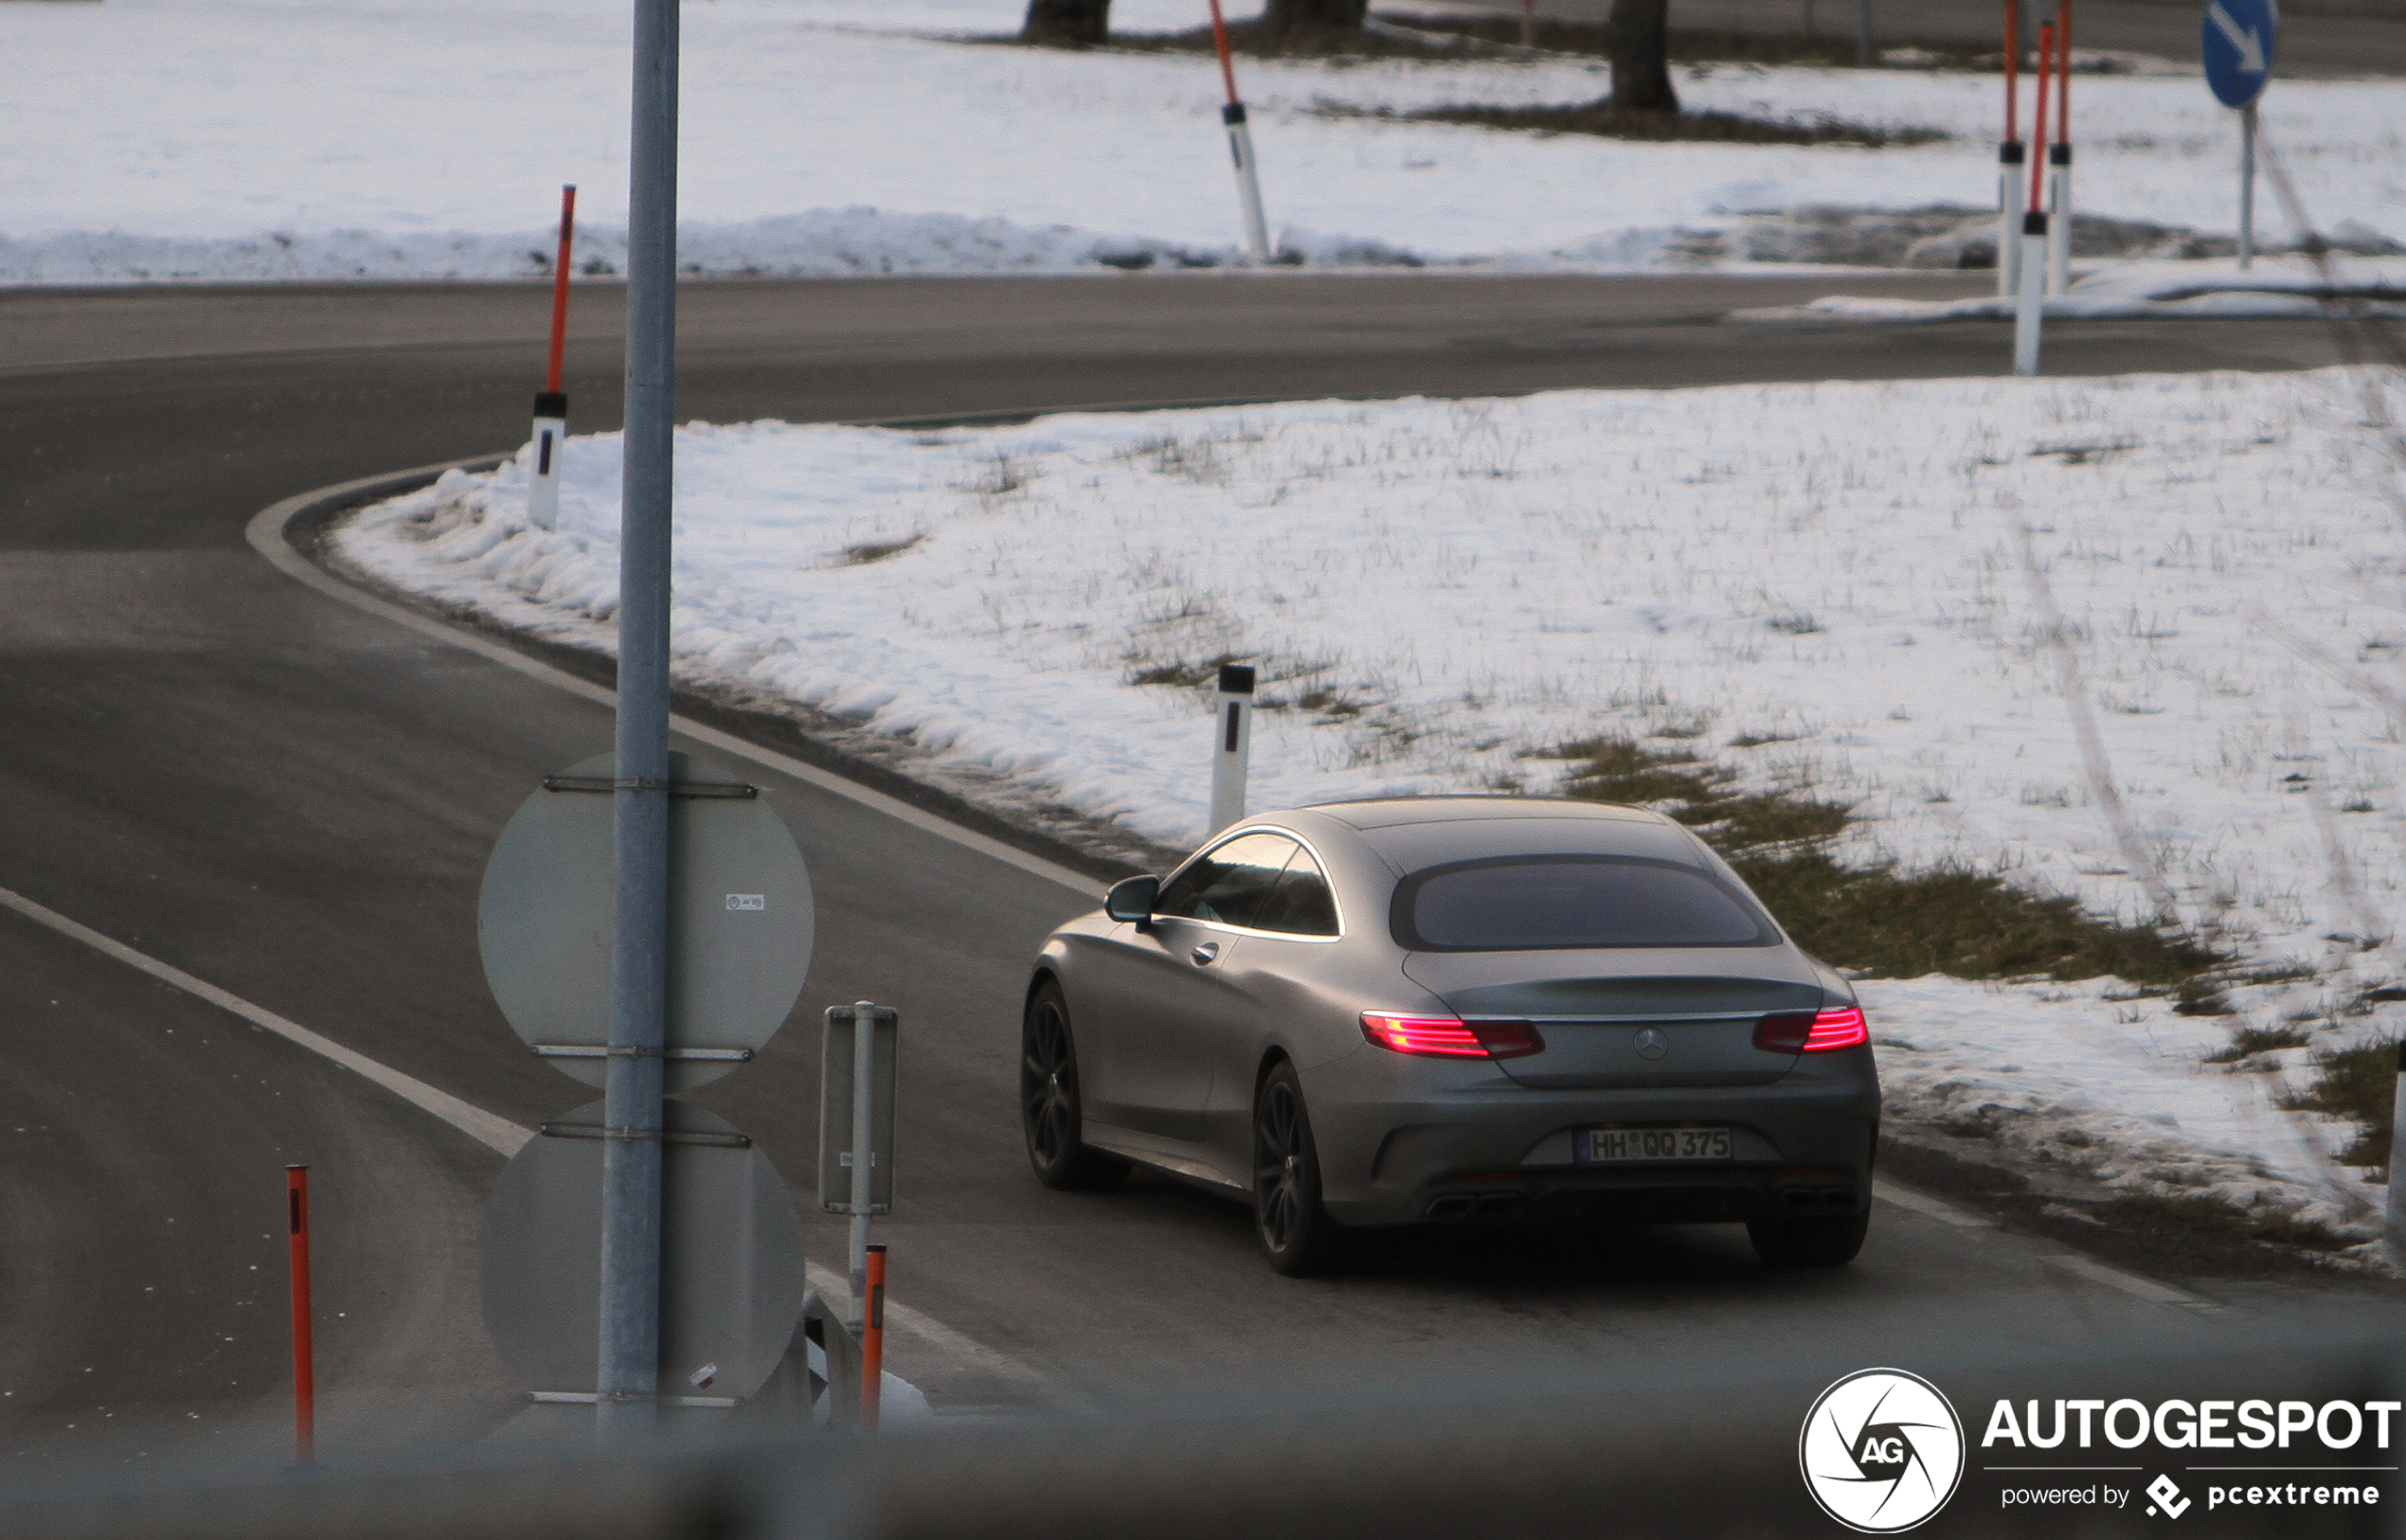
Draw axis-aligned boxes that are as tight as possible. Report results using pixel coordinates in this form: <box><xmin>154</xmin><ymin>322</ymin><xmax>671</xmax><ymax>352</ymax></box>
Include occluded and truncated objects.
<box><xmin>2045</xmin><ymin>0</ymin><xmax>2074</xmax><ymax>295</ymax></box>
<box><xmin>1995</xmin><ymin>0</ymin><xmax>2022</xmax><ymax>299</ymax></box>
<box><xmin>530</xmin><ymin>185</ymin><xmax>576</xmax><ymax>532</ymax></box>
<box><xmin>1205</xmin><ymin>0</ymin><xmax>1273</xmax><ymax>263</ymax></box>
<box><xmin>2014</xmin><ymin>21</ymin><xmax>2055</xmax><ymax>377</ymax></box>
<box><xmin>1209</xmin><ymin>663</ymin><xmax>1254</xmax><ymax>836</ymax></box>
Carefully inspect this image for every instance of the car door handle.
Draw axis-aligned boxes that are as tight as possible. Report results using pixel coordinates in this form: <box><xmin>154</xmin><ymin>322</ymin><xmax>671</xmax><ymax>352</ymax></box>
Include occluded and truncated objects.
<box><xmin>1191</xmin><ymin>941</ymin><xmax>1220</xmax><ymax>966</ymax></box>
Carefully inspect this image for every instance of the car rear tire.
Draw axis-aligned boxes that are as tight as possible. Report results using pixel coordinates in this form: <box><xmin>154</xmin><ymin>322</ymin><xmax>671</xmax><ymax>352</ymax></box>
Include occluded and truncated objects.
<box><xmin>1021</xmin><ymin>982</ymin><xmax>1127</xmax><ymax>1191</ymax></box>
<box><xmin>1747</xmin><ymin>1210</ymin><xmax>1870</xmax><ymax>1268</ymax></box>
<box><xmin>1253</xmin><ymin>1061</ymin><xmax>1346</xmax><ymax>1276</ymax></box>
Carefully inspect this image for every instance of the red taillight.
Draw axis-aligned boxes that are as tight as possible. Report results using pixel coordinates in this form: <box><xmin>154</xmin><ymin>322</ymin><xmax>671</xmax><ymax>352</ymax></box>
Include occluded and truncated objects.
<box><xmin>1753</xmin><ymin>1007</ymin><xmax>1868</xmax><ymax>1054</ymax></box>
<box><xmin>1361</xmin><ymin>1013</ymin><xmax>1544</xmax><ymax>1060</ymax></box>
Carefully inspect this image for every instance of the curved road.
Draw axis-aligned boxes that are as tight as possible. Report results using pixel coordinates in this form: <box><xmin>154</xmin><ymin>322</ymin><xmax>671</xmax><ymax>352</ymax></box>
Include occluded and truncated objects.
<box><xmin>0</xmin><ymin>273</ymin><xmax>2388</xmax><ymax>1464</ymax></box>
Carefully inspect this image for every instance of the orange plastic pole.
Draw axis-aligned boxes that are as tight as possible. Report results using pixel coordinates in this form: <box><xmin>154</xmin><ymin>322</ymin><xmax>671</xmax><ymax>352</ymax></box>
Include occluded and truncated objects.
<box><xmin>2002</xmin><ymin>0</ymin><xmax>2019</xmax><ymax>142</ymax></box>
<box><xmin>546</xmin><ymin>186</ymin><xmax>577</xmax><ymax>396</ymax></box>
<box><xmin>286</xmin><ymin>1166</ymin><xmax>314</xmax><ymax>1465</ymax></box>
<box><xmin>860</xmin><ymin>1243</ymin><xmax>886</xmax><ymax>1430</ymax></box>
<box><xmin>2029</xmin><ymin>21</ymin><xmax>2053</xmax><ymax>212</ymax></box>
<box><xmin>1205</xmin><ymin>0</ymin><xmax>1240</xmax><ymax>106</ymax></box>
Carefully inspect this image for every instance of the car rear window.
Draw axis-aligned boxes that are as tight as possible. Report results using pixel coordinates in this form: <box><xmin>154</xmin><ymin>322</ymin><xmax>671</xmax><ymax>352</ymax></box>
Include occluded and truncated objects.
<box><xmin>1392</xmin><ymin>855</ymin><xmax>1777</xmax><ymax>952</ymax></box>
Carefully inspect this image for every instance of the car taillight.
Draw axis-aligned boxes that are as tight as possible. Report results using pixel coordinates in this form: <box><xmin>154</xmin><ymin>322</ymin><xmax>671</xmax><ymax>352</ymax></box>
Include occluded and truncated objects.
<box><xmin>1360</xmin><ymin>1012</ymin><xmax>1545</xmax><ymax>1060</ymax></box>
<box><xmin>1753</xmin><ymin>1007</ymin><xmax>1868</xmax><ymax>1054</ymax></box>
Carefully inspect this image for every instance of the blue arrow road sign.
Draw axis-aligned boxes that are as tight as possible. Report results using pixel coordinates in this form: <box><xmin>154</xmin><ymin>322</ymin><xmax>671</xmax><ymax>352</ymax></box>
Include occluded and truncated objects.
<box><xmin>2202</xmin><ymin>0</ymin><xmax>2277</xmax><ymax>107</ymax></box>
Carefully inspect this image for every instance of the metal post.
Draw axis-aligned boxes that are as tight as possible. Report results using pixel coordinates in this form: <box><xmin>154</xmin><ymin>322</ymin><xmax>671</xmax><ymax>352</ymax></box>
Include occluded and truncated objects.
<box><xmin>2385</xmin><ymin>1042</ymin><xmax>2404</xmax><ymax>1270</ymax></box>
<box><xmin>286</xmin><ymin>1166</ymin><xmax>314</xmax><ymax>1467</ymax></box>
<box><xmin>2015</xmin><ymin>213</ymin><xmax>2049</xmax><ymax>376</ymax></box>
<box><xmin>2238</xmin><ymin>101</ymin><xmax>2256</xmax><ymax>271</ymax></box>
<box><xmin>597</xmin><ymin>0</ymin><xmax>679</xmax><ymax>1445</ymax></box>
<box><xmin>1857</xmin><ymin>0</ymin><xmax>1874</xmax><ymax>66</ymax></box>
<box><xmin>849</xmin><ymin>1000</ymin><xmax>875</xmax><ymax>1327</ymax></box>
<box><xmin>1210</xmin><ymin>664</ymin><xmax>1255</xmax><ymax>837</ymax></box>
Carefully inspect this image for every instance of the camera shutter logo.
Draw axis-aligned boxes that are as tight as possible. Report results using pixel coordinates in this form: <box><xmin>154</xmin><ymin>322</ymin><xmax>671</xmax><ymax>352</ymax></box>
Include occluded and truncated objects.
<box><xmin>1799</xmin><ymin>1369</ymin><xmax>1966</xmax><ymax>1532</ymax></box>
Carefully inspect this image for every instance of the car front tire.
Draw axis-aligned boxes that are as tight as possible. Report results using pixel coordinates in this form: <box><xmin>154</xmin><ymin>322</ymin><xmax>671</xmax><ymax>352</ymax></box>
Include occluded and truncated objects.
<box><xmin>1252</xmin><ymin>1061</ymin><xmax>1346</xmax><ymax>1276</ymax></box>
<box><xmin>1747</xmin><ymin>1210</ymin><xmax>1870</xmax><ymax>1268</ymax></box>
<box><xmin>1020</xmin><ymin>981</ymin><xmax>1127</xmax><ymax>1191</ymax></box>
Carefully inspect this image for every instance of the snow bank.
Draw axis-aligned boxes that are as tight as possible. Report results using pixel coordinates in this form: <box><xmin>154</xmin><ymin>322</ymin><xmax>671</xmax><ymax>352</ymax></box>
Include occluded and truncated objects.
<box><xmin>1</xmin><ymin>0</ymin><xmax>2398</xmax><ymax>283</ymax></box>
<box><xmin>332</xmin><ymin>370</ymin><xmax>2406</xmax><ymax>1247</ymax></box>
<box><xmin>1756</xmin><ymin>256</ymin><xmax>2406</xmax><ymax>323</ymax></box>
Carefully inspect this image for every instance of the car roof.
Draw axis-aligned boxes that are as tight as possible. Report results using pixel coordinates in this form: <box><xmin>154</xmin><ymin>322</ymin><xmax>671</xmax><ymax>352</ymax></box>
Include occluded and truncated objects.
<box><xmin>1300</xmin><ymin>796</ymin><xmax>1671</xmax><ymax>831</ymax></box>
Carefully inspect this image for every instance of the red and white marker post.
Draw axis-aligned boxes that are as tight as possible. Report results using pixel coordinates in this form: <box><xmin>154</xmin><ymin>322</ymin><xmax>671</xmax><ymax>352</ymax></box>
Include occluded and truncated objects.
<box><xmin>530</xmin><ymin>185</ymin><xmax>576</xmax><ymax>532</ymax></box>
<box><xmin>2046</xmin><ymin>0</ymin><xmax>2074</xmax><ymax>294</ymax></box>
<box><xmin>1996</xmin><ymin>0</ymin><xmax>2024</xmax><ymax>298</ymax></box>
<box><xmin>286</xmin><ymin>1165</ymin><xmax>315</xmax><ymax>1466</ymax></box>
<box><xmin>1519</xmin><ymin>0</ymin><xmax>1535</xmax><ymax>46</ymax></box>
<box><xmin>860</xmin><ymin>1242</ymin><xmax>887</xmax><ymax>1430</ymax></box>
<box><xmin>2014</xmin><ymin>19</ymin><xmax>2055</xmax><ymax>376</ymax></box>
<box><xmin>1206</xmin><ymin>0</ymin><xmax>1273</xmax><ymax>263</ymax></box>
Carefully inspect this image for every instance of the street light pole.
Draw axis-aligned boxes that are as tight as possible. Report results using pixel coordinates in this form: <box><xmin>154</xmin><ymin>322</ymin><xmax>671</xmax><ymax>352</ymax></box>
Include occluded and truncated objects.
<box><xmin>597</xmin><ymin>0</ymin><xmax>679</xmax><ymax>1444</ymax></box>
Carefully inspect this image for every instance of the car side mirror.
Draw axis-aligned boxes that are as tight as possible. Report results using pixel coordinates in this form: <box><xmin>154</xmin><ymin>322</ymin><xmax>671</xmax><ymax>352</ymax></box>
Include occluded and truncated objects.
<box><xmin>1104</xmin><ymin>874</ymin><xmax>1158</xmax><ymax>928</ymax></box>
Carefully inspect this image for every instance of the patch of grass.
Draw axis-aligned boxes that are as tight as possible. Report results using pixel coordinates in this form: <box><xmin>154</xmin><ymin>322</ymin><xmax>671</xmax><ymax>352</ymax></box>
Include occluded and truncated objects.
<box><xmin>1127</xmin><ymin>654</ymin><xmax>1248</xmax><ymax>689</ymax></box>
<box><xmin>1545</xmin><ymin>735</ymin><xmax>2223</xmax><ymax>987</ymax></box>
<box><xmin>2279</xmin><ymin>1039</ymin><xmax>2398</xmax><ymax>1172</ymax></box>
<box><xmin>2204</xmin><ymin>1025</ymin><xmax>2312</xmax><ymax>1064</ymax></box>
<box><xmin>2105</xmin><ymin>1192</ymin><xmax>2357</xmax><ymax>1254</ymax></box>
<box><xmin>839</xmin><ymin>533</ymin><xmax>925</xmax><ymax>566</ymax></box>
<box><xmin>1341</xmin><ymin>100</ymin><xmax>1948</xmax><ymax>149</ymax></box>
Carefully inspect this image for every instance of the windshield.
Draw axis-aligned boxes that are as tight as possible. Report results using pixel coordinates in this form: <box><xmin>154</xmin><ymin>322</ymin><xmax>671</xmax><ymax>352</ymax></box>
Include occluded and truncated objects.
<box><xmin>1392</xmin><ymin>855</ymin><xmax>1777</xmax><ymax>952</ymax></box>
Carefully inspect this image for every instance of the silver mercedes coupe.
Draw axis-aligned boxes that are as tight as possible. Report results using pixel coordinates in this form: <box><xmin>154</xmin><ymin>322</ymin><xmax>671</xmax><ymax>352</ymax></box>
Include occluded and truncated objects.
<box><xmin>1020</xmin><ymin>797</ymin><xmax>1878</xmax><ymax>1275</ymax></box>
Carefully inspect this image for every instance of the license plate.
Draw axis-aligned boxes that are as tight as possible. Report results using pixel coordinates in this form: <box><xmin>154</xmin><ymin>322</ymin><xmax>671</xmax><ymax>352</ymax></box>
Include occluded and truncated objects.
<box><xmin>1579</xmin><ymin>1126</ymin><xmax>1732</xmax><ymax>1162</ymax></box>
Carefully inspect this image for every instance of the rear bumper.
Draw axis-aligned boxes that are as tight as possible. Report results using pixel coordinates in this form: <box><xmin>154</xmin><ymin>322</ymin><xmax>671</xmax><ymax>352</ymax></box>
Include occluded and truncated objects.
<box><xmin>1308</xmin><ymin>1052</ymin><xmax>1879</xmax><ymax>1228</ymax></box>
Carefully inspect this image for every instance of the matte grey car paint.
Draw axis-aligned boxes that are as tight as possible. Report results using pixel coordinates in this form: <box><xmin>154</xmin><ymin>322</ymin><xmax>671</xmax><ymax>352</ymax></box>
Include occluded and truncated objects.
<box><xmin>1031</xmin><ymin>797</ymin><xmax>1878</xmax><ymax>1228</ymax></box>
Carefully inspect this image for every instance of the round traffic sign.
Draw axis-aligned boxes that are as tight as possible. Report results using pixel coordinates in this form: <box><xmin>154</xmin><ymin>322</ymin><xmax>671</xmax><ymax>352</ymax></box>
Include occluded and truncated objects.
<box><xmin>478</xmin><ymin>750</ymin><xmax>813</xmax><ymax>1090</ymax></box>
<box><xmin>2202</xmin><ymin>0</ymin><xmax>2277</xmax><ymax>108</ymax></box>
<box><xmin>480</xmin><ymin>1100</ymin><xmax>806</xmax><ymax>1405</ymax></box>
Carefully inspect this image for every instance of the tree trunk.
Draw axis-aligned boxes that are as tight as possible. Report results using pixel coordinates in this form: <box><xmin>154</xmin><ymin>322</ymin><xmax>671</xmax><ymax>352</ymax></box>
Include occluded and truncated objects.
<box><xmin>1022</xmin><ymin>0</ymin><xmax>1110</xmax><ymax>45</ymax></box>
<box><xmin>1607</xmin><ymin>0</ymin><xmax>1679</xmax><ymax>113</ymax></box>
<box><xmin>1265</xmin><ymin>0</ymin><xmax>1370</xmax><ymax>33</ymax></box>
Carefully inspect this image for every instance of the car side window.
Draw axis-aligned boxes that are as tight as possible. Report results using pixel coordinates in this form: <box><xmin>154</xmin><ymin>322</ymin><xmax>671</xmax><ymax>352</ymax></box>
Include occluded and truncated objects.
<box><xmin>1252</xmin><ymin>845</ymin><xmax>1340</xmax><ymax>937</ymax></box>
<box><xmin>1154</xmin><ymin>833</ymin><xmax>1299</xmax><ymax>931</ymax></box>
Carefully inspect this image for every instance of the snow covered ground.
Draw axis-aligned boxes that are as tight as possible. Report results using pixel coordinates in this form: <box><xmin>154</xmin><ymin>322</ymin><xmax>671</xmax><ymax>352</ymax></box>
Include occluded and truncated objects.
<box><xmin>1</xmin><ymin>0</ymin><xmax>2398</xmax><ymax>283</ymax></box>
<box><xmin>332</xmin><ymin>367</ymin><xmax>2406</xmax><ymax>1255</ymax></box>
<box><xmin>1754</xmin><ymin>256</ymin><xmax>2406</xmax><ymax>323</ymax></box>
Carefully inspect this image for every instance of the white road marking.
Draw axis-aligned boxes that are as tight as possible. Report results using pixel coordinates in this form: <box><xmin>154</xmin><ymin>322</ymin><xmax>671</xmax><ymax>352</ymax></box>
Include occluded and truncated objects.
<box><xmin>244</xmin><ymin>465</ymin><xmax>1103</xmax><ymax>901</ymax></box>
<box><xmin>0</xmin><ymin>880</ymin><xmax>530</xmax><ymax>1158</ymax></box>
<box><xmin>1874</xmin><ymin>1177</ymin><xmax>1993</xmax><ymax>1228</ymax></box>
<box><xmin>1</xmin><ymin>872</ymin><xmax>1064</xmax><ymax>1406</ymax></box>
<box><xmin>1876</xmin><ymin>1176</ymin><xmax>2221</xmax><ymax>1312</ymax></box>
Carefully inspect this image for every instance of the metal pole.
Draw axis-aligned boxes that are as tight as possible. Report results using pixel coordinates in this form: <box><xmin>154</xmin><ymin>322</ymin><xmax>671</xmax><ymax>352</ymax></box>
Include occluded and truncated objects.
<box><xmin>596</xmin><ymin>0</ymin><xmax>679</xmax><ymax>1446</ymax></box>
<box><xmin>849</xmin><ymin>1000</ymin><xmax>876</xmax><ymax>1327</ymax></box>
<box><xmin>286</xmin><ymin>1165</ymin><xmax>314</xmax><ymax>1467</ymax></box>
<box><xmin>1857</xmin><ymin>0</ymin><xmax>1874</xmax><ymax>66</ymax></box>
<box><xmin>2238</xmin><ymin>101</ymin><xmax>2256</xmax><ymax>271</ymax></box>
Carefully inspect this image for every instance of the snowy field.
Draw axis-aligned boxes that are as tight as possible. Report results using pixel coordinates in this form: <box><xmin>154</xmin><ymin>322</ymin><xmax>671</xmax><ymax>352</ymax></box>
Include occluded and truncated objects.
<box><xmin>333</xmin><ymin>367</ymin><xmax>2406</xmax><ymax>1254</ymax></box>
<box><xmin>1</xmin><ymin>0</ymin><xmax>2399</xmax><ymax>283</ymax></box>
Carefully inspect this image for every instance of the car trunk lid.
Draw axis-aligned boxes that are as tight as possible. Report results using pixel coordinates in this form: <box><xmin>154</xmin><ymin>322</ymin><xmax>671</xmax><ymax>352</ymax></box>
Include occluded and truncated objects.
<box><xmin>1398</xmin><ymin>954</ymin><xmax>1826</xmax><ymax>1088</ymax></box>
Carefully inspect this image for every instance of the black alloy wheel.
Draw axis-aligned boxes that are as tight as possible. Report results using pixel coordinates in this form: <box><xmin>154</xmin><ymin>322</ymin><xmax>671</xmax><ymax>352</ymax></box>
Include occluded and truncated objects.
<box><xmin>1252</xmin><ymin>1060</ymin><xmax>1345</xmax><ymax>1276</ymax></box>
<box><xmin>1020</xmin><ymin>981</ymin><xmax>1126</xmax><ymax>1191</ymax></box>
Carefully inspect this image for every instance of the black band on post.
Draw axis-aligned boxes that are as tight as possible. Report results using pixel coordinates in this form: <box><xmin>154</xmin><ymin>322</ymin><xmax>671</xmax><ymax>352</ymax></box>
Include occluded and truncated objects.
<box><xmin>2000</xmin><ymin>140</ymin><xmax>2026</xmax><ymax>165</ymax></box>
<box><xmin>1217</xmin><ymin>663</ymin><xmax>1256</xmax><ymax>695</ymax></box>
<box><xmin>1222</xmin><ymin>102</ymin><xmax>1247</xmax><ymax>126</ymax></box>
<box><xmin>2049</xmin><ymin>142</ymin><xmax>2072</xmax><ymax>165</ymax></box>
<box><xmin>533</xmin><ymin>390</ymin><xmax>568</xmax><ymax>419</ymax></box>
<box><xmin>2022</xmin><ymin>211</ymin><xmax>2049</xmax><ymax>236</ymax></box>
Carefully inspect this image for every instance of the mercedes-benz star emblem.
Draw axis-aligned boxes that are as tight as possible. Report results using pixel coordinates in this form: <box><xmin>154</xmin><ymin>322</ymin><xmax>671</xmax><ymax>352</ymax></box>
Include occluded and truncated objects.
<box><xmin>1633</xmin><ymin>1029</ymin><xmax>1667</xmax><ymax>1060</ymax></box>
<box><xmin>1799</xmin><ymin>1369</ymin><xmax>1966</xmax><ymax>1532</ymax></box>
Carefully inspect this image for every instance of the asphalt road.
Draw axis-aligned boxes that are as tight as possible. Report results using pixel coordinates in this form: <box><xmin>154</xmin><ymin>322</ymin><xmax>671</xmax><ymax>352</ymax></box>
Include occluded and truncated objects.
<box><xmin>0</xmin><ymin>273</ymin><xmax>2392</xmax><ymax>1467</ymax></box>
